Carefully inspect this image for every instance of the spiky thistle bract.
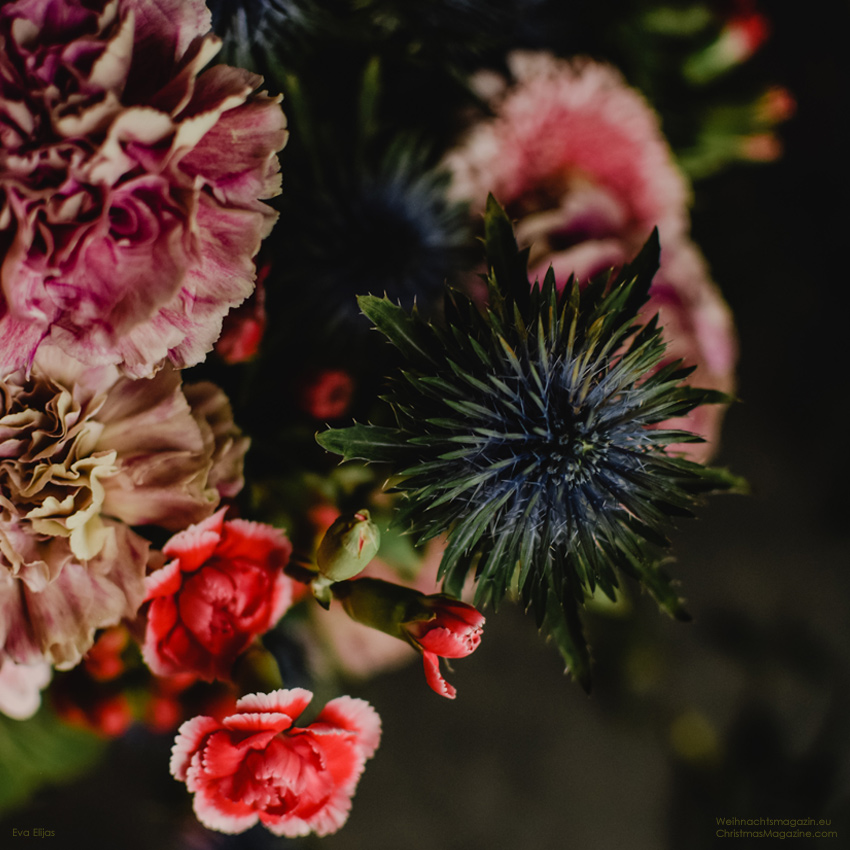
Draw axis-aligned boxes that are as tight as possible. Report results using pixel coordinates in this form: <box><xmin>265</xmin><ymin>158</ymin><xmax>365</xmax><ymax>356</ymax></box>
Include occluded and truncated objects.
<box><xmin>317</xmin><ymin>196</ymin><xmax>743</xmax><ymax>689</ymax></box>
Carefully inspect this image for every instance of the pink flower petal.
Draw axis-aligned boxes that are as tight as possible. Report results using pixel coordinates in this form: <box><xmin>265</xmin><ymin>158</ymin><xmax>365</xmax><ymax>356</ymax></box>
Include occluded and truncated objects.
<box><xmin>144</xmin><ymin>559</ymin><xmax>184</xmax><ymax>600</ymax></box>
<box><xmin>170</xmin><ymin>713</ymin><xmax>220</xmax><ymax>780</ymax></box>
<box><xmin>315</xmin><ymin>696</ymin><xmax>382</xmax><ymax>760</ymax></box>
<box><xmin>235</xmin><ymin>688</ymin><xmax>313</xmax><ymax>722</ymax></box>
<box><xmin>162</xmin><ymin>509</ymin><xmax>227</xmax><ymax>567</ymax></box>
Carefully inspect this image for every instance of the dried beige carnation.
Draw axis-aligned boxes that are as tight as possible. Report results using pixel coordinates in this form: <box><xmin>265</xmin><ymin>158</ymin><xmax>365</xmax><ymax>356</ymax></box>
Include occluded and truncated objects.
<box><xmin>0</xmin><ymin>346</ymin><xmax>248</xmax><ymax>668</ymax></box>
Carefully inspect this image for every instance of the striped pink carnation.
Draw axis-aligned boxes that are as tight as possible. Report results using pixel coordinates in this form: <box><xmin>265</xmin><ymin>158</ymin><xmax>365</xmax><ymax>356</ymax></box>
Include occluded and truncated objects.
<box><xmin>0</xmin><ymin>0</ymin><xmax>288</xmax><ymax>377</ymax></box>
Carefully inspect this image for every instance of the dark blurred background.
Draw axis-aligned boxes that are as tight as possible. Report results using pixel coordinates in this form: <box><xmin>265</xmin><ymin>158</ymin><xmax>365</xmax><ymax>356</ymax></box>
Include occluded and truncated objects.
<box><xmin>2</xmin><ymin>2</ymin><xmax>848</xmax><ymax>848</ymax></box>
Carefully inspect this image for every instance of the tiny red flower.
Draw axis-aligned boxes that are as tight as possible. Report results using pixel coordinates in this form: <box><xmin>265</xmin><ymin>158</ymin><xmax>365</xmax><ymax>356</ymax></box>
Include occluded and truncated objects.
<box><xmin>84</xmin><ymin>627</ymin><xmax>130</xmax><ymax>682</ymax></box>
<box><xmin>143</xmin><ymin>510</ymin><xmax>295</xmax><ymax>680</ymax></box>
<box><xmin>170</xmin><ymin>688</ymin><xmax>381</xmax><ymax>837</ymax></box>
<box><xmin>402</xmin><ymin>596</ymin><xmax>485</xmax><ymax>699</ymax></box>
<box><xmin>297</xmin><ymin>369</ymin><xmax>355</xmax><ymax>420</ymax></box>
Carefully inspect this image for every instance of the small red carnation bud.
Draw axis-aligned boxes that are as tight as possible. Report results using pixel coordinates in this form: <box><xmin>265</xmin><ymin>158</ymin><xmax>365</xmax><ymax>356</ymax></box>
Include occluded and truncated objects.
<box><xmin>216</xmin><ymin>266</ymin><xmax>269</xmax><ymax>364</ymax></box>
<box><xmin>335</xmin><ymin>578</ymin><xmax>484</xmax><ymax>699</ymax></box>
<box><xmin>84</xmin><ymin>627</ymin><xmax>130</xmax><ymax>682</ymax></box>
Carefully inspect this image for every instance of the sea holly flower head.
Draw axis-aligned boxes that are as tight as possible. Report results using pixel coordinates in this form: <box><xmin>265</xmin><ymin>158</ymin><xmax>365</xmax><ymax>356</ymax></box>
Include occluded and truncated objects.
<box><xmin>335</xmin><ymin>577</ymin><xmax>484</xmax><ymax>699</ymax></box>
<box><xmin>142</xmin><ymin>510</ymin><xmax>295</xmax><ymax>681</ymax></box>
<box><xmin>0</xmin><ymin>0</ymin><xmax>288</xmax><ymax>377</ymax></box>
<box><xmin>318</xmin><ymin>197</ymin><xmax>744</xmax><ymax>688</ymax></box>
<box><xmin>170</xmin><ymin>688</ymin><xmax>381</xmax><ymax>837</ymax></box>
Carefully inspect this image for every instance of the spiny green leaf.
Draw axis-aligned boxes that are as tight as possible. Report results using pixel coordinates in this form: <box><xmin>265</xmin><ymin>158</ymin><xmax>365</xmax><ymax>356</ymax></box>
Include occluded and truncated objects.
<box><xmin>544</xmin><ymin>589</ymin><xmax>592</xmax><ymax>693</ymax></box>
<box><xmin>357</xmin><ymin>295</ymin><xmax>437</xmax><ymax>366</ymax></box>
<box><xmin>316</xmin><ymin>423</ymin><xmax>409</xmax><ymax>463</ymax></box>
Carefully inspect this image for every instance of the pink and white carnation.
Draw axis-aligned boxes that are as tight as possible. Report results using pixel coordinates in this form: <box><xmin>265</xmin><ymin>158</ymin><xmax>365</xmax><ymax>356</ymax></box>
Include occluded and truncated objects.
<box><xmin>0</xmin><ymin>345</ymin><xmax>248</xmax><ymax>669</ymax></box>
<box><xmin>0</xmin><ymin>0</ymin><xmax>288</xmax><ymax>378</ymax></box>
<box><xmin>444</xmin><ymin>52</ymin><xmax>737</xmax><ymax>460</ymax></box>
<box><xmin>170</xmin><ymin>688</ymin><xmax>381</xmax><ymax>837</ymax></box>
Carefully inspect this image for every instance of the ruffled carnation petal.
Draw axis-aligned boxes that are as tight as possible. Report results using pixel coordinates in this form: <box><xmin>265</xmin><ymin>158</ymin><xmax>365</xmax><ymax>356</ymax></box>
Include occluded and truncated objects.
<box><xmin>315</xmin><ymin>696</ymin><xmax>382</xmax><ymax>760</ymax></box>
<box><xmin>235</xmin><ymin>688</ymin><xmax>313</xmax><ymax>722</ymax></box>
<box><xmin>4</xmin><ymin>522</ymin><xmax>149</xmax><ymax>670</ymax></box>
<box><xmin>170</xmin><ymin>712</ymin><xmax>221</xmax><ymax>780</ymax></box>
<box><xmin>171</xmin><ymin>690</ymin><xmax>381</xmax><ymax>839</ymax></box>
<box><xmin>421</xmin><ymin>651</ymin><xmax>456</xmax><ymax>700</ymax></box>
<box><xmin>161</xmin><ymin>509</ymin><xmax>227</xmax><ymax>571</ymax></box>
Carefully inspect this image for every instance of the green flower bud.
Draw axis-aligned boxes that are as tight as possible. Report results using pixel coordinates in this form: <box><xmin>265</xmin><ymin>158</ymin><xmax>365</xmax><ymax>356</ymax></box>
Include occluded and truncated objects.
<box><xmin>316</xmin><ymin>510</ymin><xmax>380</xmax><ymax>583</ymax></box>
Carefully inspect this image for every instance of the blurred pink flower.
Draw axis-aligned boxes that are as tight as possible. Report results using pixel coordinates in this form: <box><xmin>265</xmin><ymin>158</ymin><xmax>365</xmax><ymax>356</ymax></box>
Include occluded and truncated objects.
<box><xmin>142</xmin><ymin>509</ymin><xmax>295</xmax><ymax>680</ymax></box>
<box><xmin>170</xmin><ymin>688</ymin><xmax>381</xmax><ymax>837</ymax></box>
<box><xmin>0</xmin><ymin>0</ymin><xmax>288</xmax><ymax>378</ymax></box>
<box><xmin>0</xmin><ymin>346</ymin><xmax>247</xmax><ymax>669</ymax></box>
<box><xmin>0</xmin><ymin>655</ymin><xmax>51</xmax><ymax>719</ymax></box>
<box><xmin>444</xmin><ymin>52</ymin><xmax>737</xmax><ymax>460</ymax></box>
<box><xmin>445</xmin><ymin>52</ymin><xmax>691</xmax><ymax>251</ymax></box>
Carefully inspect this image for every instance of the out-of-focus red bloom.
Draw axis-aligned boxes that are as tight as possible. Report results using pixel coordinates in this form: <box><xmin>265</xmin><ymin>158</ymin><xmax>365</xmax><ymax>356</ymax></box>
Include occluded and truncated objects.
<box><xmin>53</xmin><ymin>687</ymin><xmax>134</xmax><ymax>738</ymax></box>
<box><xmin>170</xmin><ymin>688</ymin><xmax>381</xmax><ymax>837</ymax></box>
<box><xmin>142</xmin><ymin>509</ymin><xmax>294</xmax><ymax>680</ymax></box>
<box><xmin>297</xmin><ymin>370</ymin><xmax>355</xmax><ymax>420</ymax></box>
<box><xmin>757</xmin><ymin>87</ymin><xmax>796</xmax><ymax>124</ymax></box>
<box><xmin>401</xmin><ymin>595</ymin><xmax>485</xmax><ymax>699</ymax></box>
<box><xmin>83</xmin><ymin>627</ymin><xmax>130</xmax><ymax>682</ymax></box>
<box><xmin>724</xmin><ymin>7</ymin><xmax>770</xmax><ymax>62</ymax></box>
<box><xmin>142</xmin><ymin>673</ymin><xmax>238</xmax><ymax>735</ymax></box>
<box><xmin>216</xmin><ymin>263</ymin><xmax>269</xmax><ymax>363</ymax></box>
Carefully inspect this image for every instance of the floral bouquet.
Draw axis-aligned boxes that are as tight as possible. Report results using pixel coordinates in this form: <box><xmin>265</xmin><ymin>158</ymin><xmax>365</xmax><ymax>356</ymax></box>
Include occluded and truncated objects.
<box><xmin>0</xmin><ymin>0</ymin><xmax>794</xmax><ymax>845</ymax></box>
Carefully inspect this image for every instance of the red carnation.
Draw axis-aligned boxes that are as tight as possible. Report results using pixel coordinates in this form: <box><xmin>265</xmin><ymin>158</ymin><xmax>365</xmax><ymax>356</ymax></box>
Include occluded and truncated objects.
<box><xmin>142</xmin><ymin>510</ymin><xmax>294</xmax><ymax>680</ymax></box>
